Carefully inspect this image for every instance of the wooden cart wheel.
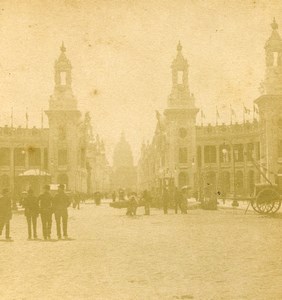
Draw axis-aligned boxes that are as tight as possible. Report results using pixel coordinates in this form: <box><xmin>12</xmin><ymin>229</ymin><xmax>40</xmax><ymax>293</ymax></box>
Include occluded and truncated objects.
<box><xmin>269</xmin><ymin>199</ymin><xmax>282</xmax><ymax>214</ymax></box>
<box><xmin>255</xmin><ymin>188</ymin><xmax>281</xmax><ymax>214</ymax></box>
<box><xmin>251</xmin><ymin>199</ymin><xmax>260</xmax><ymax>213</ymax></box>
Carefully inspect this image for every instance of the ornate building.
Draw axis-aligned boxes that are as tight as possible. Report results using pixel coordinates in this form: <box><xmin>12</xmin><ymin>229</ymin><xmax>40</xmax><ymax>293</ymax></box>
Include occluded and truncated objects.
<box><xmin>0</xmin><ymin>44</ymin><xmax>108</xmax><ymax>197</ymax></box>
<box><xmin>112</xmin><ymin>132</ymin><xmax>137</xmax><ymax>191</ymax></box>
<box><xmin>138</xmin><ymin>19</ymin><xmax>282</xmax><ymax>198</ymax></box>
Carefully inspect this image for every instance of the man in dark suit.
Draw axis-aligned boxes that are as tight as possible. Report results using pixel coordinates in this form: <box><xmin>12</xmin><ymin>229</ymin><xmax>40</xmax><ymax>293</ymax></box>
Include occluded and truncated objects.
<box><xmin>38</xmin><ymin>185</ymin><xmax>53</xmax><ymax>240</ymax></box>
<box><xmin>53</xmin><ymin>184</ymin><xmax>71</xmax><ymax>240</ymax></box>
<box><xmin>22</xmin><ymin>189</ymin><xmax>39</xmax><ymax>240</ymax></box>
<box><xmin>0</xmin><ymin>189</ymin><xmax>12</xmax><ymax>240</ymax></box>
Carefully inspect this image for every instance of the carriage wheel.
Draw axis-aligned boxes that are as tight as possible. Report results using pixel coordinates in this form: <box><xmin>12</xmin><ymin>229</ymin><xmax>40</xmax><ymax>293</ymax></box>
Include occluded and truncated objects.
<box><xmin>269</xmin><ymin>199</ymin><xmax>281</xmax><ymax>214</ymax></box>
<box><xmin>255</xmin><ymin>189</ymin><xmax>281</xmax><ymax>214</ymax></box>
<box><xmin>251</xmin><ymin>199</ymin><xmax>260</xmax><ymax>213</ymax></box>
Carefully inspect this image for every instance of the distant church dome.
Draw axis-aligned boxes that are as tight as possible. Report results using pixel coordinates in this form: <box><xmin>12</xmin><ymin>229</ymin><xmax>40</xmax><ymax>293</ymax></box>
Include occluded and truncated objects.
<box><xmin>113</xmin><ymin>132</ymin><xmax>134</xmax><ymax>170</ymax></box>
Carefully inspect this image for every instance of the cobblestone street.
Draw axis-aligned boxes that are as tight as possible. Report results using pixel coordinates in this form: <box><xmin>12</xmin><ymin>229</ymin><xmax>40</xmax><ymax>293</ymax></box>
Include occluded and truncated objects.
<box><xmin>1</xmin><ymin>202</ymin><xmax>282</xmax><ymax>300</ymax></box>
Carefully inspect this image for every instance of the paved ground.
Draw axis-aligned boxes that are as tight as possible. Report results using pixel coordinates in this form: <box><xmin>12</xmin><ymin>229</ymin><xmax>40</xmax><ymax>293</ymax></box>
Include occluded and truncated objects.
<box><xmin>0</xmin><ymin>201</ymin><xmax>282</xmax><ymax>300</ymax></box>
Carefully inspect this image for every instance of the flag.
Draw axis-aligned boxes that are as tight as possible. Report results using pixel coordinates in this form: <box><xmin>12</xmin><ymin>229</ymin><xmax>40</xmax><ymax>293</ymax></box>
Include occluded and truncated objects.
<box><xmin>230</xmin><ymin>104</ymin><xmax>236</xmax><ymax>124</ymax></box>
<box><xmin>253</xmin><ymin>104</ymin><xmax>259</xmax><ymax>114</ymax></box>
<box><xmin>244</xmin><ymin>106</ymin><xmax>251</xmax><ymax>114</ymax></box>
<box><xmin>155</xmin><ymin>110</ymin><xmax>161</xmax><ymax>121</ymax></box>
<box><xmin>216</xmin><ymin>107</ymin><xmax>220</xmax><ymax>125</ymax></box>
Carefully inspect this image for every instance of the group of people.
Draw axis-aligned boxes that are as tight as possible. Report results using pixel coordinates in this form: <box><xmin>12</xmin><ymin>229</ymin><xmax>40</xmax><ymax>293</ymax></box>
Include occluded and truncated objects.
<box><xmin>116</xmin><ymin>187</ymin><xmax>189</xmax><ymax>216</ymax></box>
<box><xmin>0</xmin><ymin>184</ymin><xmax>71</xmax><ymax>241</ymax></box>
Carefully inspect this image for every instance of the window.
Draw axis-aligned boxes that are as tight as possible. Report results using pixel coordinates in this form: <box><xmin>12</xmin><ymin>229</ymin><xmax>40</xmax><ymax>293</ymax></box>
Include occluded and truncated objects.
<box><xmin>177</xmin><ymin>71</ymin><xmax>183</xmax><ymax>84</ymax></box>
<box><xmin>44</xmin><ymin>148</ymin><xmax>48</xmax><ymax>169</ymax></box>
<box><xmin>197</xmin><ymin>146</ymin><xmax>202</xmax><ymax>167</ymax></box>
<box><xmin>14</xmin><ymin>148</ymin><xmax>26</xmax><ymax>166</ymax></box>
<box><xmin>204</xmin><ymin>145</ymin><xmax>216</xmax><ymax>163</ymax></box>
<box><xmin>246</xmin><ymin>143</ymin><xmax>254</xmax><ymax>161</ymax></box>
<box><xmin>80</xmin><ymin>148</ymin><xmax>86</xmax><ymax>167</ymax></box>
<box><xmin>179</xmin><ymin>127</ymin><xmax>187</xmax><ymax>138</ymax></box>
<box><xmin>28</xmin><ymin>147</ymin><xmax>41</xmax><ymax>166</ymax></box>
<box><xmin>0</xmin><ymin>148</ymin><xmax>10</xmax><ymax>166</ymax></box>
<box><xmin>220</xmin><ymin>145</ymin><xmax>230</xmax><ymax>163</ymax></box>
<box><xmin>179</xmin><ymin>147</ymin><xmax>188</xmax><ymax>163</ymax></box>
<box><xmin>58</xmin><ymin>149</ymin><xmax>68</xmax><ymax>166</ymax></box>
<box><xmin>233</xmin><ymin>144</ymin><xmax>244</xmax><ymax>162</ymax></box>
<box><xmin>256</xmin><ymin>142</ymin><xmax>260</xmax><ymax>160</ymax></box>
<box><xmin>60</xmin><ymin>72</ymin><xmax>67</xmax><ymax>85</ymax></box>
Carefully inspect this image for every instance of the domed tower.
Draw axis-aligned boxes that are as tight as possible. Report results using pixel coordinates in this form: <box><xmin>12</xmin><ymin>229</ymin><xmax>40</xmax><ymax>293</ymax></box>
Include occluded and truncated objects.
<box><xmin>112</xmin><ymin>132</ymin><xmax>136</xmax><ymax>191</ymax></box>
<box><xmin>46</xmin><ymin>43</ymin><xmax>81</xmax><ymax>189</ymax></box>
<box><xmin>163</xmin><ymin>42</ymin><xmax>199</xmax><ymax>189</ymax></box>
<box><xmin>255</xmin><ymin>19</ymin><xmax>282</xmax><ymax>183</ymax></box>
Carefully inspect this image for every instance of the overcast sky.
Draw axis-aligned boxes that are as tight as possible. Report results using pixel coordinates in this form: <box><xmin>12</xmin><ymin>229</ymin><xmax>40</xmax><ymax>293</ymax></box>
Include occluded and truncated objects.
<box><xmin>0</xmin><ymin>0</ymin><xmax>281</xmax><ymax>164</ymax></box>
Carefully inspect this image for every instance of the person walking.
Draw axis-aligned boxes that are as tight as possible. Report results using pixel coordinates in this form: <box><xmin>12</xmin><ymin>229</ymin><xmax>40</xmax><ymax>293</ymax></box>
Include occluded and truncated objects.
<box><xmin>143</xmin><ymin>190</ymin><xmax>151</xmax><ymax>215</ymax></box>
<box><xmin>22</xmin><ymin>189</ymin><xmax>39</xmax><ymax>240</ymax></box>
<box><xmin>174</xmin><ymin>188</ymin><xmax>182</xmax><ymax>214</ymax></box>
<box><xmin>0</xmin><ymin>189</ymin><xmax>12</xmax><ymax>240</ymax></box>
<box><xmin>162</xmin><ymin>187</ymin><xmax>170</xmax><ymax>214</ymax></box>
<box><xmin>52</xmin><ymin>184</ymin><xmax>71</xmax><ymax>240</ymax></box>
<box><xmin>38</xmin><ymin>185</ymin><xmax>53</xmax><ymax>240</ymax></box>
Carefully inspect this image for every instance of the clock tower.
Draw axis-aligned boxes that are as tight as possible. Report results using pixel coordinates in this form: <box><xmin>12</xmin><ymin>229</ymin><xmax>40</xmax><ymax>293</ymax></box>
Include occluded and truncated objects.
<box><xmin>164</xmin><ymin>42</ymin><xmax>199</xmax><ymax>188</ymax></box>
<box><xmin>46</xmin><ymin>43</ymin><xmax>81</xmax><ymax>189</ymax></box>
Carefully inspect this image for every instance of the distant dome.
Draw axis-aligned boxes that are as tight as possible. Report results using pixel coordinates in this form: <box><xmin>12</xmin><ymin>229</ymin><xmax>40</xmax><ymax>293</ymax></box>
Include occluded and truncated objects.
<box><xmin>113</xmin><ymin>132</ymin><xmax>134</xmax><ymax>169</ymax></box>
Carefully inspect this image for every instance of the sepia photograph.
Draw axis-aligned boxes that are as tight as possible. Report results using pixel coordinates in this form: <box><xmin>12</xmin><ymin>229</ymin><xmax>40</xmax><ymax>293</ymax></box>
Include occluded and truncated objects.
<box><xmin>0</xmin><ymin>1</ymin><xmax>282</xmax><ymax>299</ymax></box>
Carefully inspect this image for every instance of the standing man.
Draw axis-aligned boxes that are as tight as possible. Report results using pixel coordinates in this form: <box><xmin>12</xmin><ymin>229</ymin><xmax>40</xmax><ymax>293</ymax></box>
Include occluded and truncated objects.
<box><xmin>143</xmin><ymin>190</ymin><xmax>151</xmax><ymax>215</ymax></box>
<box><xmin>0</xmin><ymin>189</ymin><xmax>12</xmax><ymax>240</ymax></box>
<box><xmin>53</xmin><ymin>184</ymin><xmax>71</xmax><ymax>240</ymax></box>
<box><xmin>38</xmin><ymin>185</ymin><xmax>53</xmax><ymax>240</ymax></box>
<box><xmin>22</xmin><ymin>189</ymin><xmax>39</xmax><ymax>240</ymax></box>
<box><xmin>162</xmin><ymin>187</ymin><xmax>170</xmax><ymax>214</ymax></box>
<box><xmin>174</xmin><ymin>188</ymin><xmax>182</xmax><ymax>214</ymax></box>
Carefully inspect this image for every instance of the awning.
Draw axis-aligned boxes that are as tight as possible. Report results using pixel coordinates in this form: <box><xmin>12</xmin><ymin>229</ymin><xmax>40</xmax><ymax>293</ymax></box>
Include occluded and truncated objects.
<box><xmin>18</xmin><ymin>169</ymin><xmax>51</xmax><ymax>176</ymax></box>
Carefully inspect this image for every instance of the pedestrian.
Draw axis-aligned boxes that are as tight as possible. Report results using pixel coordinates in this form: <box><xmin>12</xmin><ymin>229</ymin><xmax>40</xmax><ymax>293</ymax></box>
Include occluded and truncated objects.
<box><xmin>38</xmin><ymin>185</ymin><xmax>53</xmax><ymax>240</ymax></box>
<box><xmin>112</xmin><ymin>191</ymin><xmax>116</xmax><ymax>202</ymax></box>
<box><xmin>52</xmin><ymin>184</ymin><xmax>71</xmax><ymax>240</ymax></box>
<box><xmin>143</xmin><ymin>190</ymin><xmax>151</xmax><ymax>215</ymax></box>
<box><xmin>22</xmin><ymin>189</ymin><xmax>39</xmax><ymax>240</ymax></box>
<box><xmin>162</xmin><ymin>187</ymin><xmax>170</xmax><ymax>214</ymax></box>
<box><xmin>74</xmin><ymin>192</ymin><xmax>80</xmax><ymax>209</ymax></box>
<box><xmin>174</xmin><ymin>188</ymin><xmax>182</xmax><ymax>214</ymax></box>
<box><xmin>180</xmin><ymin>188</ymin><xmax>188</xmax><ymax>214</ymax></box>
<box><xmin>127</xmin><ymin>192</ymin><xmax>138</xmax><ymax>216</ymax></box>
<box><xmin>0</xmin><ymin>189</ymin><xmax>12</xmax><ymax>241</ymax></box>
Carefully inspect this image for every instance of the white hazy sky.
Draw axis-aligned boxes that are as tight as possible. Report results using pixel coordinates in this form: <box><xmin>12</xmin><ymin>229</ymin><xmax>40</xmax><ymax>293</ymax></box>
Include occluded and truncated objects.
<box><xmin>0</xmin><ymin>0</ymin><xmax>281</xmax><ymax>164</ymax></box>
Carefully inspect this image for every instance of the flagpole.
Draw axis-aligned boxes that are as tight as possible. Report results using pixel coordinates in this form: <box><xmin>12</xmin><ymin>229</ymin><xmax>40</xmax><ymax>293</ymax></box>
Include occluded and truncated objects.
<box><xmin>243</xmin><ymin>105</ymin><xmax>245</xmax><ymax>124</ymax></box>
<box><xmin>230</xmin><ymin>104</ymin><xmax>232</xmax><ymax>125</ymax></box>
<box><xmin>41</xmin><ymin>109</ymin><xmax>43</xmax><ymax>129</ymax></box>
<box><xmin>11</xmin><ymin>107</ymin><xmax>13</xmax><ymax>128</ymax></box>
<box><xmin>25</xmin><ymin>107</ymin><xmax>28</xmax><ymax>129</ymax></box>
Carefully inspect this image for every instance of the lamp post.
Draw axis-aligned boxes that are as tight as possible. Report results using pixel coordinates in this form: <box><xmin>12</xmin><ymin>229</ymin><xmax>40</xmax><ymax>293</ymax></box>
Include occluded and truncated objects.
<box><xmin>222</xmin><ymin>141</ymin><xmax>238</xmax><ymax>207</ymax></box>
<box><xmin>12</xmin><ymin>147</ymin><xmax>26</xmax><ymax>210</ymax></box>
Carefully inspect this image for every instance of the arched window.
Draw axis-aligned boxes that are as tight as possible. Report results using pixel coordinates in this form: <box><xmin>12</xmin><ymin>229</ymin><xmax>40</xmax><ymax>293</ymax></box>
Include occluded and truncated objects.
<box><xmin>248</xmin><ymin>170</ymin><xmax>255</xmax><ymax>196</ymax></box>
<box><xmin>235</xmin><ymin>170</ymin><xmax>244</xmax><ymax>195</ymax></box>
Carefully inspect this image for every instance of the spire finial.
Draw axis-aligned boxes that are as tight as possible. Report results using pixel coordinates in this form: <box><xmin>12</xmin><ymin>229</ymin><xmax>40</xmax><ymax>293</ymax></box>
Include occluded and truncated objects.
<box><xmin>177</xmin><ymin>41</ymin><xmax>182</xmax><ymax>52</ymax></box>
<box><xmin>271</xmin><ymin>17</ymin><xmax>278</xmax><ymax>30</ymax></box>
<box><xmin>60</xmin><ymin>41</ymin><xmax>66</xmax><ymax>53</ymax></box>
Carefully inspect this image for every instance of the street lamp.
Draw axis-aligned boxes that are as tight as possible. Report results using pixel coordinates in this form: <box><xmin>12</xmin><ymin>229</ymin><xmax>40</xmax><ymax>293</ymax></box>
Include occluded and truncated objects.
<box><xmin>222</xmin><ymin>141</ymin><xmax>238</xmax><ymax>207</ymax></box>
<box><xmin>12</xmin><ymin>147</ymin><xmax>26</xmax><ymax>210</ymax></box>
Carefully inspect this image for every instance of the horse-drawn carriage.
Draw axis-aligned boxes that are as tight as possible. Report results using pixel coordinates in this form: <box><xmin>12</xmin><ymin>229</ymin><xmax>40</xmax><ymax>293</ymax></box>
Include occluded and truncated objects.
<box><xmin>250</xmin><ymin>182</ymin><xmax>281</xmax><ymax>214</ymax></box>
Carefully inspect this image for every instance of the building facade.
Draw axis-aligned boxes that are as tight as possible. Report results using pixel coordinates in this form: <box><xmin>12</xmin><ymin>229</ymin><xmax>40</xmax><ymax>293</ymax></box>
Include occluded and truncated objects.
<box><xmin>138</xmin><ymin>20</ymin><xmax>282</xmax><ymax>198</ymax></box>
<box><xmin>0</xmin><ymin>44</ymin><xmax>108</xmax><ymax>198</ymax></box>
